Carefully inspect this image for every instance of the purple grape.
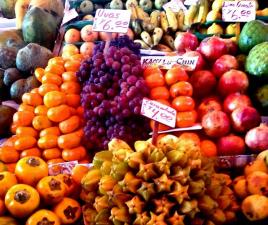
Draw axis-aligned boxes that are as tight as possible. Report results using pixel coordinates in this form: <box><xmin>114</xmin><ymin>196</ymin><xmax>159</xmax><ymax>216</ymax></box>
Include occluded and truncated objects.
<box><xmin>127</xmin><ymin>75</ymin><xmax>137</xmax><ymax>85</ymax></box>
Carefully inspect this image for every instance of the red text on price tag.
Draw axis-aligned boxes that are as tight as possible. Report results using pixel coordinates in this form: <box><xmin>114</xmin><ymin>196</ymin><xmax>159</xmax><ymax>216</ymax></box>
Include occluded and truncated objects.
<box><xmin>141</xmin><ymin>98</ymin><xmax>177</xmax><ymax>128</ymax></box>
<box><xmin>93</xmin><ymin>9</ymin><xmax>131</xmax><ymax>33</ymax></box>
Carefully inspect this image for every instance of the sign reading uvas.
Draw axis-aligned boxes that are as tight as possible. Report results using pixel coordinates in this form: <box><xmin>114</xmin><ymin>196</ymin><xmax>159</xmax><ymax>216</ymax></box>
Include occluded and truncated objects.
<box><xmin>93</xmin><ymin>9</ymin><xmax>131</xmax><ymax>33</ymax></box>
<box><xmin>141</xmin><ymin>98</ymin><xmax>177</xmax><ymax>128</ymax></box>
<box><xmin>222</xmin><ymin>1</ymin><xmax>256</xmax><ymax>22</ymax></box>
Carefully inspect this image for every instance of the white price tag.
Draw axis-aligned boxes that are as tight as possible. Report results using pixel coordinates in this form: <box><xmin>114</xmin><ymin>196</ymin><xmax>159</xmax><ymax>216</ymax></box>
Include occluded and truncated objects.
<box><xmin>141</xmin><ymin>56</ymin><xmax>198</xmax><ymax>71</ymax></box>
<box><xmin>184</xmin><ymin>0</ymin><xmax>200</xmax><ymax>6</ymax></box>
<box><xmin>93</xmin><ymin>9</ymin><xmax>131</xmax><ymax>33</ymax></box>
<box><xmin>163</xmin><ymin>0</ymin><xmax>187</xmax><ymax>12</ymax></box>
<box><xmin>141</xmin><ymin>98</ymin><xmax>177</xmax><ymax>128</ymax></box>
<box><xmin>222</xmin><ymin>1</ymin><xmax>256</xmax><ymax>22</ymax></box>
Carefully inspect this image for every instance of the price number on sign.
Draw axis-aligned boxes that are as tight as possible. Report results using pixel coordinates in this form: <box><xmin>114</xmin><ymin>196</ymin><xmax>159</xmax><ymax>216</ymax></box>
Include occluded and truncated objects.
<box><xmin>222</xmin><ymin>1</ymin><xmax>256</xmax><ymax>22</ymax></box>
<box><xmin>93</xmin><ymin>9</ymin><xmax>131</xmax><ymax>33</ymax></box>
<box><xmin>141</xmin><ymin>98</ymin><xmax>177</xmax><ymax>128</ymax></box>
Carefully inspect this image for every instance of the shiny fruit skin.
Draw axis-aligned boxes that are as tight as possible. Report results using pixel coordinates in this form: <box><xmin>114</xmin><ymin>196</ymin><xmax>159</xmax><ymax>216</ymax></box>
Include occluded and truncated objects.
<box><xmin>172</xmin><ymin>96</ymin><xmax>195</xmax><ymax>111</ymax></box>
<box><xmin>170</xmin><ymin>81</ymin><xmax>193</xmax><ymax>98</ymax></box>
<box><xmin>223</xmin><ymin>92</ymin><xmax>252</xmax><ymax>114</ymax></box>
<box><xmin>0</xmin><ymin>171</ymin><xmax>17</xmax><ymax>198</ymax></box>
<box><xmin>150</xmin><ymin>86</ymin><xmax>170</xmax><ymax>100</ymax></box>
<box><xmin>176</xmin><ymin>110</ymin><xmax>197</xmax><ymax>128</ymax></box>
<box><xmin>217</xmin><ymin>134</ymin><xmax>246</xmax><ymax>156</ymax></box>
<box><xmin>197</xmin><ymin>96</ymin><xmax>222</xmax><ymax>120</ymax></box>
<box><xmin>26</xmin><ymin>209</ymin><xmax>60</xmax><ymax>225</ymax></box>
<box><xmin>212</xmin><ymin>54</ymin><xmax>239</xmax><ymax>78</ymax></box>
<box><xmin>165</xmin><ymin>66</ymin><xmax>189</xmax><ymax>86</ymax></box>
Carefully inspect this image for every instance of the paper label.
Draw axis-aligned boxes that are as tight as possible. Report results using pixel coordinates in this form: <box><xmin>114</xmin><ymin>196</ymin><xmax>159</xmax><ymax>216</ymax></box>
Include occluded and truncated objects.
<box><xmin>141</xmin><ymin>56</ymin><xmax>198</xmax><ymax>71</ymax></box>
<box><xmin>184</xmin><ymin>0</ymin><xmax>200</xmax><ymax>6</ymax></box>
<box><xmin>141</xmin><ymin>98</ymin><xmax>177</xmax><ymax>128</ymax></box>
<box><xmin>48</xmin><ymin>161</ymin><xmax>78</xmax><ymax>175</ymax></box>
<box><xmin>61</xmin><ymin>8</ymin><xmax>79</xmax><ymax>26</ymax></box>
<box><xmin>222</xmin><ymin>1</ymin><xmax>256</xmax><ymax>22</ymax></box>
<box><xmin>93</xmin><ymin>9</ymin><xmax>131</xmax><ymax>33</ymax></box>
<box><xmin>163</xmin><ymin>0</ymin><xmax>187</xmax><ymax>12</ymax></box>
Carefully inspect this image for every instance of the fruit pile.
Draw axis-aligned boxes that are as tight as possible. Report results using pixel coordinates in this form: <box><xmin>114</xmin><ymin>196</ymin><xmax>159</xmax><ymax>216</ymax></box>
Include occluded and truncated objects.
<box><xmin>0</xmin><ymin>44</ymin><xmax>88</xmax><ymax>165</ymax></box>
<box><xmin>77</xmin><ymin>35</ymin><xmax>150</xmax><ymax>150</ymax></box>
<box><xmin>81</xmin><ymin>135</ymin><xmax>239</xmax><ymax>225</ymax></box>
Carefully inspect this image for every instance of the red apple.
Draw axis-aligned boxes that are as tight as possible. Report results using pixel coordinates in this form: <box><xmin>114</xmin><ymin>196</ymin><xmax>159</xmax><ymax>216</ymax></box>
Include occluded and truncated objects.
<box><xmin>198</xmin><ymin>36</ymin><xmax>228</xmax><ymax>61</ymax></box>
<box><xmin>174</xmin><ymin>32</ymin><xmax>199</xmax><ymax>53</ymax></box>
<box><xmin>223</xmin><ymin>92</ymin><xmax>252</xmax><ymax>114</ymax></box>
<box><xmin>218</xmin><ymin>69</ymin><xmax>249</xmax><ymax>96</ymax></box>
<box><xmin>183</xmin><ymin>50</ymin><xmax>206</xmax><ymax>71</ymax></box>
<box><xmin>212</xmin><ymin>55</ymin><xmax>239</xmax><ymax>78</ymax></box>
<box><xmin>190</xmin><ymin>70</ymin><xmax>217</xmax><ymax>98</ymax></box>
<box><xmin>231</xmin><ymin>106</ymin><xmax>261</xmax><ymax>133</ymax></box>
<box><xmin>201</xmin><ymin>111</ymin><xmax>230</xmax><ymax>138</ymax></box>
<box><xmin>217</xmin><ymin>134</ymin><xmax>245</xmax><ymax>156</ymax></box>
<box><xmin>197</xmin><ymin>96</ymin><xmax>222</xmax><ymax>120</ymax></box>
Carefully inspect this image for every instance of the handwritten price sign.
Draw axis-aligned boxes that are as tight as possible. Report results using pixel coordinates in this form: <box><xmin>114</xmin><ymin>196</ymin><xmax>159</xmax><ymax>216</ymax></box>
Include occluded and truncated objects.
<box><xmin>93</xmin><ymin>9</ymin><xmax>131</xmax><ymax>33</ymax></box>
<box><xmin>141</xmin><ymin>98</ymin><xmax>177</xmax><ymax>128</ymax></box>
<box><xmin>222</xmin><ymin>1</ymin><xmax>256</xmax><ymax>22</ymax></box>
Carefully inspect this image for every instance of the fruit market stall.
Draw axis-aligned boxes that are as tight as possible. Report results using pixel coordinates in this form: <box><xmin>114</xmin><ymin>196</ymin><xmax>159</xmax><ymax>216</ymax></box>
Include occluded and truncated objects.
<box><xmin>0</xmin><ymin>0</ymin><xmax>268</xmax><ymax>224</ymax></box>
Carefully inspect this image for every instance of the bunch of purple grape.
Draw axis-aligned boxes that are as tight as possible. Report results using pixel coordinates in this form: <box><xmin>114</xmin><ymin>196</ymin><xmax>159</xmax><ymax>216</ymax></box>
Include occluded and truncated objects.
<box><xmin>77</xmin><ymin>35</ymin><xmax>150</xmax><ymax>150</ymax></box>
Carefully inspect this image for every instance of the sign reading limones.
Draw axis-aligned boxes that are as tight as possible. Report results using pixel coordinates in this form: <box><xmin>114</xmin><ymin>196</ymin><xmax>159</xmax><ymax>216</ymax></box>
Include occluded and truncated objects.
<box><xmin>141</xmin><ymin>56</ymin><xmax>198</xmax><ymax>70</ymax></box>
<box><xmin>141</xmin><ymin>98</ymin><xmax>177</xmax><ymax>128</ymax></box>
<box><xmin>93</xmin><ymin>9</ymin><xmax>131</xmax><ymax>33</ymax></box>
<box><xmin>222</xmin><ymin>1</ymin><xmax>256</xmax><ymax>22</ymax></box>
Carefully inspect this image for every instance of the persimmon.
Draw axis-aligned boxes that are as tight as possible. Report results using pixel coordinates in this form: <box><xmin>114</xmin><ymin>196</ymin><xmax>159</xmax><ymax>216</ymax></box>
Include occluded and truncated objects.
<box><xmin>0</xmin><ymin>171</ymin><xmax>17</xmax><ymax>198</ymax></box>
<box><xmin>6</xmin><ymin>163</ymin><xmax>16</xmax><ymax>173</ymax></box>
<box><xmin>150</xmin><ymin>86</ymin><xmax>170</xmax><ymax>100</ymax></box>
<box><xmin>165</xmin><ymin>66</ymin><xmax>189</xmax><ymax>85</ymax></box>
<box><xmin>48</xmin><ymin>57</ymin><xmax>65</xmax><ymax>66</ymax></box>
<box><xmin>14</xmin><ymin>136</ymin><xmax>37</xmax><ymax>151</ymax></box>
<box><xmin>59</xmin><ymin>115</ymin><xmax>80</xmax><ymax>134</ymax></box>
<box><xmin>30</xmin><ymin>88</ymin><xmax>39</xmax><ymax>94</ymax></box>
<box><xmin>170</xmin><ymin>81</ymin><xmax>193</xmax><ymax>98</ymax></box>
<box><xmin>178</xmin><ymin>132</ymin><xmax>201</xmax><ymax>146</ymax></box>
<box><xmin>62</xmin><ymin>146</ymin><xmax>87</xmax><ymax>161</ymax></box>
<box><xmin>64</xmin><ymin>60</ymin><xmax>80</xmax><ymax>72</ymax></box>
<box><xmin>20</xmin><ymin>148</ymin><xmax>41</xmax><ymax>158</ymax></box>
<box><xmin>62</xmin><ymin>71</ymin><xmax>78</xmax><ymax>82</ymax></box>
<box><xmin>66</xmin><ymin>94</ymin><xmax>80</xmax><ymax>108</ymax></box>
<box><xmin>60</xmin><ymin>81</ymin><xmax>81</xmax><ymax>94</ymax></box>
<box><xmin>200</xmin><ymin>140</ymin><xmax>217</xmax><ymax>157</ymax></box>
<box><xmin>40</xmin><ymin>127</ymin><xmax>61</xmax><ymax>137</ymax></box>
<box><xmin>1</xmin><ymin>136</ymin><xmax>18</xmax><ymax>147</ymax></box>
<box><xmin>0</xmin><ymin>199</ymin><xmax>5</xmax><ymax>216</ymax></box>
<box><xmin>34</xmin><ymin>105</ymin><xmax>48</xmax><ymax>115</ymax></box>
<box><xmin>64</xmin><ymin>28</ymin><xmax>81</xmax><ymax>44</ymax></box>
<box><xmin>145</xmin><ymin>73</ymin><xmax>165</xmax><ymax>88</ymax></box>
<box><xmin>42</xmin><ymin>148</ymin><xmax>62</xmax><ymax>160</ymax></box>
<box><xmin>56</xmin><ymin>174</ymin><xmax>77</xmax><ymax>197</ymax></box>
<box><xmin>10</xmin><ymin>123</ymin><xmax>18</xmax><ymax>134</ymax></box>
<box><xmin>38</xmin><ymin>135</ymin><xmax>58</xmax><ymax>149</ymax></box>
<box><xmin>13</xmin><ymin>111</ymin><xmax>35</xmax><ymax>127</ymax></box>
<box><xmin>44</xmin><ymin>91</ymin><xmax>66</xmax><ymax>108</ymax></box>
<box><xmin>176</xmin><ymin>110</ymin><xmax>197</xmax><ymax>128</ymax></box>
<box><xmin>18</xmin><ymin>104</ymin><xmax>34</xmax><ymax>113</ymax></box>
<box><xmin>32</xmin><ymin>115</ymin><xmax>53</xmax><ymax>130</ymax></box>
<box><xmin>26</xmin><ymin>209</ymin><xmax>60</xmax><ymax>225</ymax></box>
<box><xmin>143</xmin><ymin>66</ymin><xmax>163</xmax><ymax>78</ymax></box>
<box><xmin>0</xmin><ymin>146</ymin><xmax>19</xmax><ymax>163</ymax></box>
<box><xmin>71</xmin><ymin>164</ymin><xmax>89</xmax><ymax>184</ymax></box>
<box><xmin>22</xmin><ymin>93</ymin><xmax>43</xmax><ymax>106</ymax></box>
<box><xmin>5</xmin><ymin>184</ymin><xmax>40</xmax><ymax>218</ymax></box>
<box><xmin>47</xmin><ymin>105</ymin><xmax>72</xmax><ymax>123</ymax></box>
<box><xmin>34</xmin><ymin>67</ymin><xmax>45</xmax><ymax>82</ymax></box>
<box><xmin>172</xmin><ymin>96</ymin><xmax>195</xmax><ymax>112</ymax></box>
<box><xmin>53</xmin><ymin>197</ymin><xmax>81</xmax><ymax>224</ymax></box>
<box><xmin>16</xmin><ymin>127</ymin><xmax>38</xmax><ymax>138</ymax></box>
<box><xmin>38</xmin><ymin>83</ymin><xmax>60</xmax><ymax>96</ymax></box>
<box><xmin>42</xmin><ymin>73</ymin><xmax>62</xmax><ymax>86</ymax></box>
<box><xmin>0</xmin><ymin>162</ymin><xmax>7</xmax><ymax>172</ymax></box>
<box><xmin>37</xmin><ymin>176</ymin><xmax>67</xmax><ymax>204</ymax></box>
<box><xmin>45</xmin><ymin>64</ymin><xmax>65</xmax><ymax>76</ymax></box>
<box><xmin>58</xmin><ymin>131</ymin><xmax>82</xmax><ymax>149</ymax></box>
<box><xmin>15</xmin><ymin>156</ymin><xmax>48</xmax><ymax>186</ymax></box>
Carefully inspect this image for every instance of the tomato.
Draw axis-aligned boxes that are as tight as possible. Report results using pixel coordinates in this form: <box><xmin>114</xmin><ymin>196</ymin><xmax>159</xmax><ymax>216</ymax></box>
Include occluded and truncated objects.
<box><xmin>59</xmin><ymin>116</ymin><xmax>80</xmax><ymax>134</ymax></box>
<box><xmin>22</xmin><ymin>93</ymin><xmax>43</xmax><ymax>107</ymax></box>
<box><xmin>172</xmin><ymin>96</ymin><xmax>195</xmax><ymax>112</ymax></box>
<box><xmin>170</xmin><ymin>81</ymin><xmax>193</xmax><ymax>98</ymax></box>
<box><xmin>15</xmin><ymin>156</ymin><xmax>48</xmax><ymax>186</ymax></box>
<box><xmin>0</xmin><ymin>171</ymin><xmax>17</xmax><ymax>198</ymax></box>
<box><xmin>44</xmin><ymin>91</ymin><xmax>66</xmax><ymax>108</ymax></box>
<box><xmin>5</xmin><ymin>184</ymin><xmax>40</xmax><ymax>218</ymax></box>
<box><xmin>58</xmin><ymin>131</ymin><xmax>82</xmax><ymax>149</ymax></box>
<box><xmin>13</xmin><ymin>111</ymin><xmax>35</xmax><ymax>127</ymax></box>
<box><xmin>40</xmin><ymin>127</ymin><xmax>61</xmax><ymax>137</ymax></box>
<box><xmin>45</xmin><ymin>64</ymin><xmax>65</xmax><ymax>76</ymax></box>
<box><xmin>47</xmin><ymin>105</ymin><xmax>72</xmax><ymax>123</ymax></box>
<box><xmin>34</xmin><ymin>68</ymin><xmax>45</xmax><ymax>82</ymax></box>
<box><xmin>62</xmin><ymin>72</ymin><xmax>78</xmax><ymax>82</ymax></box>
<box><xmin>42</xmin><ymin>73</ymin><xmax>62</xmax><ymax>86</ymax></box>
<box><xmin>34</xmin><ymin>105</ymin><xmax>48</xmax><ymax>115</ymax></box>
<box><xmin>176</xmin><ymin>110</ymin><xmax>197</xmax><ymax>128</ymax></box>
<box><xmin>16</xmin><ymin>127</ymin><xmax>38</xmax><ymax>138</ymax></box>
<box><xmin>32</xmin><ymin>115</ymin><xmax>53</xmax><ymax>130</ymax></box>
<box><xmin>64</xmin><ymin>60</ymin><xmax>80</xmax><ymax>72</ymax></box>
<box><xmin>18</xmin><ymin>104</ymin><xmax>34</xmax><ymax>113</ymax></box>
<box><xmin>53</xmin><ymin>197</ymin><xmax>81</xmax><ymax>224</ymax></box>
<box><xmin>37</xmin><ymin>176</ymin><xmax>67</xmax><ymax>204</ymax></box>
<box><xmin>26</xmin><ymin>209</ymin><xmax>60</xmax><ymax>225</ymax></box>
<box><xmin>145</xmin><ymin>73</ymin><xmax>165</xmax><ymax>88</ymax></box>
<box><xmin>165</xmin><ymin>66</ymin><xmax>189</xmax><ymax>86</ymax></box>
<box><xmin>20</xmin><ymin>148</ymin><xmax>41</xmax><ymax>158</ymax></box>
<box><xmin>149</xmin><ymin>120</ymin><xmax>171</xmax><ymax>131</ymax></box>
<box><xmin>38</xmin><ymin>83</ymin><xmax>60</xmax><ymax>96</ymax></box>
<box><xmin>42</xmin><ymin>148</ymin><xmax>62</xmax><ymax>160</ymax></box>
<box><xmin>0</xmin><ymin>146</ymin><xmax>19</xmax><ymax>163</ymax></box>
<box><xmin>38</xmin><ymin>135</ymin><xmax>58</xmax><ymax>149</ymax></box>
<box><xmin>156</xmin><ymin>99</ymin><xmax>171</xmax><ymax>106</ymax></box>
<box><xmin>150</xmin><ymin>86</ymin><xmax>170</xmax><ymax>100</ymax></box>
<box><xmin>60</xmin><ymin>82</ymin><xmax>81</xmax><ymax>95</ymax></box>
<box><xmin>14</xmin><ymin>136</ymin><xmax>37</xmax><ymax>151</ymax></box>
<box><xmin>48</xmin><ymin>57</ymin><xmax>65</xmax><ymax>66</ymax></box>
<box><xmin>62</xmin><ymin>146</ymin><xmax>87</xmax><ymax>161</ymax></box>
<box><xmin>143</xmin><ymin>66</ymin><xmax>163</xmax><ymax>78</ymax></box>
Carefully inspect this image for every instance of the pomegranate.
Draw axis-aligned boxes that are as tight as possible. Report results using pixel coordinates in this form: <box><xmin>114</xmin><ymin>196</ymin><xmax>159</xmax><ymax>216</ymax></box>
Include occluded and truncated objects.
<box><xmin>198</xmin><ymin>36</ymin><xmax>227</xmax><ymax>61</ymax></box>
<box><xmin>231</xmin><ymin>106</ymin><xmax>261</xmax><ymax>133</ymax></box>
<box><xmin>223</xmin><ymin>93</ymin><xmax>252</xmax><ymax>114</ymax></box>
<box><xmin>174</xmin><ymin>32</ymin><xmax>199</xmax><ymax>53</ymax></box>
<box><xmin>212</xmin><ymin>55</ymin><xmax>239</xmax><ymax>78</ymax></box>
<box><xmin>217</xmin><ymin>134</ymin><xmax>246</xmax><ymax>156</ymax></box>
<box><xmin>222</xmin><ymin>38</ymin><xmax>238</xmax><ymax>55</ymax></box>
<box><xmin>183</xmin><ymin>50</ymin><xmax>206</xmax><ymax>71</ymax></box>
<box><xmin>245</xmin><ymin>124</ymin><xmax>268</xmax><ymax>152</ymax></box>
<box><xmin>201</xmin><ymin>111</ymin><xmax>230</xmax><ymax>138</ymax></box>
<box><xmin>190</xmin><ymin>70</ymin><xmax>217</xmax><ymax>98</ymax></box>
<box><xmin>197</xmin><ymin>96</ymin><xmax>222</xmax><ymax>120</ymax></box>
<box><xmin>218</xmin><ymin>69</ymin><xmax>249</xmax><ymax>96</ymax></box>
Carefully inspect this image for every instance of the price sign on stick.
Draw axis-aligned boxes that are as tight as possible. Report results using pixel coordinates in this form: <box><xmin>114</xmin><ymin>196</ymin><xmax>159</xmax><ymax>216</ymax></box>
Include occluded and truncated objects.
<box><xmin>141</xmin><ymin>98</ymin><xmax>177</xmax><ymax>128</ymax></box>
<box><xmin>93</xmin><ymin>9</ymin><xmax>131</xmax><ymax>33</ymax></box>
<box><xmin>222</xmin><ymin>1</ymin><xmax>256</xmax><ymax>22</ymax></box>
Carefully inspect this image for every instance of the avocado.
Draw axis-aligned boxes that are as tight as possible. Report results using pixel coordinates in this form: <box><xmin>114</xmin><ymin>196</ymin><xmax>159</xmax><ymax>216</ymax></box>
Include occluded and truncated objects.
<box><xmin>239</xmin><ymin>20</ymin><xmax>268</xmax><ymax>53</ymax></box>
<box><xmin>10</xmin><ymin>78</ymin><xmax>26</xmax><ymax>103</ymax></box>
<box><xmin>0</xmin><ymin>105</ymin><xmax>16</xmax><ymax>136</ymax></box>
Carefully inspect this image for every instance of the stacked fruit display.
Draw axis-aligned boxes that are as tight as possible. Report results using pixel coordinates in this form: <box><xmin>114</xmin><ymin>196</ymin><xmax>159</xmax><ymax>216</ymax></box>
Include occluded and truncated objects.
<box><xmin>81</xmin><ymin>135</ymin><xmax>239</xmax><ymax>225</ymax></box>
<box><xmin>77</xmin><ymin>35</ymin><xmax>151</xmax><ymax>150</ymax></box>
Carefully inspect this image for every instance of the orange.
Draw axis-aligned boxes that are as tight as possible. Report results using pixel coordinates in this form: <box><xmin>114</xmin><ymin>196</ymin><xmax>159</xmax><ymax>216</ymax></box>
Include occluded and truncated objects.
<box><xmin>64</xmin><ymin>28</ymin><xmax>81</xmax><ymax>44</ymax></box>
<box><xmin>200</xmin><ymin>140</ymin><xmax>217</xmax><ymax>157</ymax></box>
<box><xmin>172</xmin><ymin>96</ymin><xmax>195</xmax><ymax>112</ymax></box>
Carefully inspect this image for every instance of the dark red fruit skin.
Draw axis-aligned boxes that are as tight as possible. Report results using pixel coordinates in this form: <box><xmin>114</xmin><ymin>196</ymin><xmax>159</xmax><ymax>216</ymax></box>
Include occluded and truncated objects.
<box><xmin>223</xmin><ymin>93</ymin><xmax>252</xmax><ymax>114</ymax></box>
<box><xmin>212</xmin><ymin>55</ymin><xmax>239</xmax><ymax>78</ymax></box>
<box><xmin>174</xmin><ymin>32</ymin><xmax>199</xmax><ymax>53</ymax></box>
<box><xmin>231</xmin><ymin>106</ymin><xmax>261</xmax><ymax>133</ymax></box>
<box><xmin>183</xmin><ymin>50</ymin><xmax>206</xmax><ymax>71</ymax></box>
<box><xmin>197</xmin><ymin>97</ymin><xmax>222</xmax><ymax>120</ymax></box>
<box><xmin>201</xmin><ymin>111</ymin><xmax>230</xmax><ymax>138</ymax></box>
<box><xmin>217</xmin><ymin>134</ymin><xmax>246</xmax><ymax>156</ymax></box>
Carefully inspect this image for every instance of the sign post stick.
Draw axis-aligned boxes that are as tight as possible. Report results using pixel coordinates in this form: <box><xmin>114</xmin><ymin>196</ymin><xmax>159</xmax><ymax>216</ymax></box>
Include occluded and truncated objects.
<box><xmin>152</xmin><ymin>121</ymin><xmax>159</xmax><ymax>145</ymax></box>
